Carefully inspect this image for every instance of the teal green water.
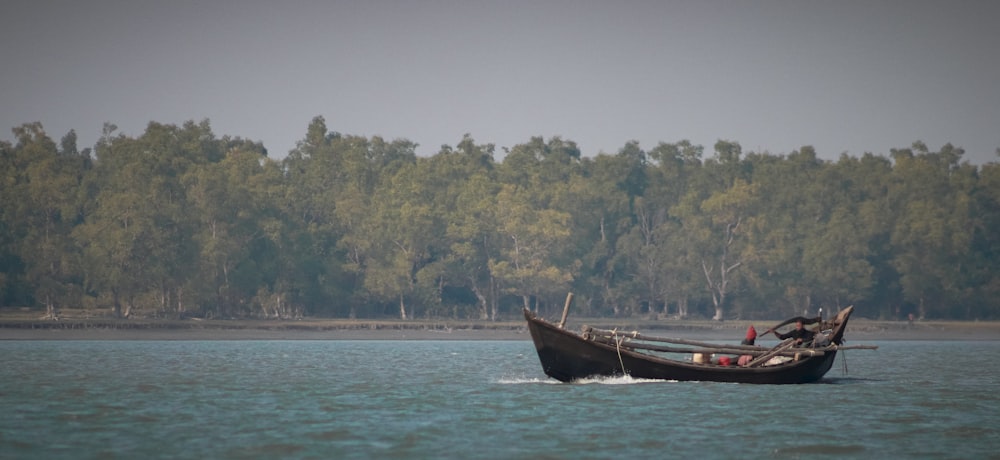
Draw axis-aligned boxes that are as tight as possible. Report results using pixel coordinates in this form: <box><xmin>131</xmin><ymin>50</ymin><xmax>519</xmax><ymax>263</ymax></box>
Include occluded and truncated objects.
<box><xmin>1</xmin><ymin>340</ymin><xmax>998</xmax><ymax>459</ymax></box>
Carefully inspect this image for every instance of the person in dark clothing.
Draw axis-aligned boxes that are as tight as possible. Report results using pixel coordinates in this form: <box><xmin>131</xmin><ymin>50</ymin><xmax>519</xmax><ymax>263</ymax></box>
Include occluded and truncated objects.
<box><xmin>772</xmin><ymin>320</ymin><xmax>815</xmax><ymax>345</ymax></box>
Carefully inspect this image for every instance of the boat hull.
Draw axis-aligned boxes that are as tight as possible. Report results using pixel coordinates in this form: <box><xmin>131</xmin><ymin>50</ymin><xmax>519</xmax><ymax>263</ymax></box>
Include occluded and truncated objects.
<box><xmin>525</xmin><ymin>310</ymin><xmax>842</xmax><ymax>384</ymax></box>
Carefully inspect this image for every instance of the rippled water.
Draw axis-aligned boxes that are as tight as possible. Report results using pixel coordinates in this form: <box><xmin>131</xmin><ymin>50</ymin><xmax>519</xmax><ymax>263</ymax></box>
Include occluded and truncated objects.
<box><xmin>1</xmin><ymin>339</ymin><xmax>998</xmax><ymax>459</ymax></box>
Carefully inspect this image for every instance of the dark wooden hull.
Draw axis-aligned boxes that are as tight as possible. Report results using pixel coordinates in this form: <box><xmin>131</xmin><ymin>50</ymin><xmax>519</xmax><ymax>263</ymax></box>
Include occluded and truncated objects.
<box><xmin>525</xmin><ymin>308</ymin><xmax>853</xmax><ymax>384</ymax></box>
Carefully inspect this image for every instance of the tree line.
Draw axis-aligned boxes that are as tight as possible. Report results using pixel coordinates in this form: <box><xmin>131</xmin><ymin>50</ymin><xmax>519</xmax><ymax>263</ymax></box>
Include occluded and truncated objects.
<box><xmin>2</xmin><ymin>117</ymin><xmax>998</xmax><ymax>321</ymax></box>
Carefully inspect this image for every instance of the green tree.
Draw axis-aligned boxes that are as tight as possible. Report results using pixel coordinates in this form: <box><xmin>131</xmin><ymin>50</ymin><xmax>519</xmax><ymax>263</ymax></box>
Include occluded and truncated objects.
<box><xmin>74</xmin><ymin>124</ymin><xmax>146</xmax><ymax>317</ymax></box>
<box><xmin>969</xmin><ymin>162</ymin><xmax>1000</xmax><ymax>318</ymax></box>
<box><xmin>646</xmin><ymin>141</ymin><xmax>704</xmax><ymax>318</ymax></box>
<box><xmin>362</xmin><ymin>159</ymin><xmax>437</xmax><ymax>319</ymax></box>
<box><xmin>433</xmin><ymin>136</ymin><xmax>502</xmax><ymax>319</ymax></box>
<box><xmin>670</xmin><ymin>141</ymin><xmax>753</xmax><ymax>320</ymax></box>
<box><xmin>2</xmin><ymin>124</ymin><xmax>88</xmax><ymax>317</ymax></box>
<box><xmin>75</xmin><ymin>121</ymin><xmax>211</xmax><ymax>317</ymax></box>
<box><xmin>490</xmin><ymin>184</ymin><xmax>574</xmax><ymax>313</ymax></box>
<box><xmin>741</xmin><ymin>148</ymin><xmax>824</xmax><ymax>315</ymax></box>
<box><xmin>889</xmin><ymin>143</ymin><xmax>974</xmax><ymax>319</ymax></box>
<box><xmin>183</xmin><ymin>142</ymin><xmax>286</xmax><ymax>318</ymax></box>
<box><xmin>446</xmin><ymin>171</ymin><xmax>502</xmax><ymax>319</ymax></box>
<box><xmin>563</xmin><ymin>154</ymin><xmax>633</xmax><ymax>316</ymax></box>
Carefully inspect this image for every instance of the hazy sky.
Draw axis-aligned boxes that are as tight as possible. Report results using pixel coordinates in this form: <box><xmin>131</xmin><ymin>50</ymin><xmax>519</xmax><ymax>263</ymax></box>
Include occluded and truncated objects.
<box><xmin>3</xmin><ymin>0</ymin><xmax>999</xmax><ymax>163</ymax></box>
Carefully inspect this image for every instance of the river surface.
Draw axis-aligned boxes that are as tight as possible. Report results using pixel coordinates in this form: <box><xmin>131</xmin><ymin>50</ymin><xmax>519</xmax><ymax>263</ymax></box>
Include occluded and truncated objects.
<box><xmin>1</xmin><ymin>339</ymin><xmax>998</xmax><ymax>459</ymax></box>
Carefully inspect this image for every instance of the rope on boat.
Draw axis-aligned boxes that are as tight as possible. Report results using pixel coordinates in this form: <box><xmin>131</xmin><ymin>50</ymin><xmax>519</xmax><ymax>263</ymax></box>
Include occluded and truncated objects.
<box><xmin>841</xmin><ymin>344</ymin><xmax>849</xmax><ymax>375</ymax></box>
<box><xmin>612</xmin><ymin>328</ymin><xmax>628</xmax><ymax>376</ymax></box>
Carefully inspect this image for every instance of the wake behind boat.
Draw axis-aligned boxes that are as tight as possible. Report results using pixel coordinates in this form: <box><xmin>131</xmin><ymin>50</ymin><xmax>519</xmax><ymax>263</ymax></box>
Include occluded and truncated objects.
<box><xmin>525</xmin><ymin>296</ymin><xmax>876</xmax><ymax>384</ymax></box>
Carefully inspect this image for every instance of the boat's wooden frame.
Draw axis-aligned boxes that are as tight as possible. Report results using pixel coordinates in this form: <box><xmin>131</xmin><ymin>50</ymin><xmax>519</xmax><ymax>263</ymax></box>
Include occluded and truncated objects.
<box><xmin>525</xmin><ymin>303</ymin><xmax>870</xmax><ymax>384</ymax></box>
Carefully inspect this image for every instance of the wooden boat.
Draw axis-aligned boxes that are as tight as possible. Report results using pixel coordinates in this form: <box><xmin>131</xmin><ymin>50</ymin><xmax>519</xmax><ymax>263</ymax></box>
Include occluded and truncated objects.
<box><xmin>525</xmin><ymin>301</ymin><xmax>873</xmax><ymax>384</ymax></box>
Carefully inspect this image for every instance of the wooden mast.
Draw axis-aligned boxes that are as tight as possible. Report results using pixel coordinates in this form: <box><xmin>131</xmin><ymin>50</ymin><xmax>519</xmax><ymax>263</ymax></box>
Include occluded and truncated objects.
<box><xmin>558</xmin><ymin>292</ymin><xmax>574</xmax><ymax>329</ymax></box>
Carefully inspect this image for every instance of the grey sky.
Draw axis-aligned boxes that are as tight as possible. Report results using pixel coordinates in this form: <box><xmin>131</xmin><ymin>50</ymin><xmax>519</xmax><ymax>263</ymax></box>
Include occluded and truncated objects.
<box><xmin>3</xmin><ymin>0</ymin><xmax>998</xmax><ymax>163</ymax></box>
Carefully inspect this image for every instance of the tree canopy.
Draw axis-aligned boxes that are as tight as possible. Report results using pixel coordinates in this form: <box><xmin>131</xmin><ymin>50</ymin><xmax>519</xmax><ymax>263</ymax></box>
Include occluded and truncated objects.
<box><xmin>2</xmin><ymin>118</ymin><xmax>998</xmax><ymax>321</ymax></box>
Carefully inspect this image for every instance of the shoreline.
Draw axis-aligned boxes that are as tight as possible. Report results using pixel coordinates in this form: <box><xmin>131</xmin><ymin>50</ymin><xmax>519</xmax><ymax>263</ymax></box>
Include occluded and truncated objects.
<box><xmin>0</xmin><ymin>327</ymin><xmax>533</xmax><ymax>341</ymax></box>
<box><xmin>2</xmin><ymin>317</ymin><xmax>998</xmax><ymax>341</ymax></box>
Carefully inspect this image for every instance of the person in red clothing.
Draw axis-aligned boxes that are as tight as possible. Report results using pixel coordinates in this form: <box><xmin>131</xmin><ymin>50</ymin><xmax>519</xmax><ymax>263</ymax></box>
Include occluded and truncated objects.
<box><xmin>737</xmin><ymin>325</ymin><xmax>757</xmax><ymax>366</ymax></box>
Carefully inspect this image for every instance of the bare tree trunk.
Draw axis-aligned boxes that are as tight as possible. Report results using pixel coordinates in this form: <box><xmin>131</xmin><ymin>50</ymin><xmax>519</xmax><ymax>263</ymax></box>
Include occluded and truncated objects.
<box><xmin>44</xmin><ymin>294</ymin><xmax>57</xmax><ymax>320</ymax></box>
<box><xmin>471</xmin><ymin>282</ymin><xmax>489</xmax><ymax>320</ymax></box>
<box><xmin>703</xmin><ymin>259</ymin><xmax>726</xmax><ymax>321</ymax></box>
<box><xmin>160</xmin><ymin>283</ymin><xmax>168</xmax><ymax>314</ymax></box>
<box><xmin>489</xmin><ymin>276</ymin><xmax>499</xmax><ymax>321</ymax></box>
<box><xmin>112</xmin><ymin>288</ymin><xmax>122</xmax><ymax>318</ymax></box>
<box><xmin>399</xmin><ymin>294</ymin><xmax>408</xmax><ymax>320</ymax></box>
<box><xmin>702</xmin><ymin>218</ymin><xmax>742</xmax><ymax>321</ymax></box>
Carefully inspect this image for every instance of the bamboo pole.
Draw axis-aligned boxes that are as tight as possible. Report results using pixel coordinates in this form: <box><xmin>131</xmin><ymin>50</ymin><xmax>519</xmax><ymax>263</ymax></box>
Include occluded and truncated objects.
<box><xmin>586</xmin><ymin>327</ymin><xmax>762</xmax><ymax>351</ymax></box>
<box><xmin>834</xmin><ymin>345</ymin><xmax>879</xmax><ymax>350</ymax></box>
<box><xmin>744</xmin><ymin>339</ymin><xmax>797</xmax><ymax>367</ymax></box>
<box><xmin>589</xmin><ymin>335</ymin><xmax>825</xmax><ymax>358</ymax></box>
<box><xmin>586</xmin><ymin>327</ymin><xmax>876</xmax><ymax>352</ymax></box>
<box><xmin>558</xmin><ymin>292</ymin><xmax>574</xmax><ymax>329</ymax></box>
